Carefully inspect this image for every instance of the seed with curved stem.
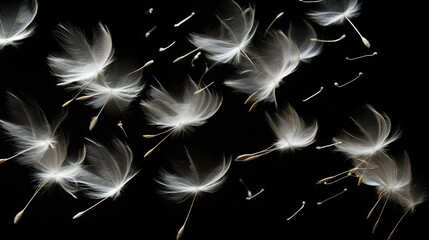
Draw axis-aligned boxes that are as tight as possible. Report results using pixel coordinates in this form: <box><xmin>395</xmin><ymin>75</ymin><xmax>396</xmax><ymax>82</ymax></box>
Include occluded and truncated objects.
<box><xmin>287</xmin><ymin>201</ymin><xmax>306</xmax><ymax>221</ymax></box>
<box><xmin>311</xmin><ymin>34</ymin><xmax>346</xmax><ymax>43</ymax></box>
<box><xmin>346</xmin><ymin>52</ymin><xmax>377</xmax><ymax>61</ymax></box>
<box><xmin>317</xmin><ymin>188</ymin><xmax>348</xmax><ymax>205</ymax></box>
<box><xmin>334</xmin><ymin>72</ymin><xmax>363</xmax><ymax>88</ymax></box>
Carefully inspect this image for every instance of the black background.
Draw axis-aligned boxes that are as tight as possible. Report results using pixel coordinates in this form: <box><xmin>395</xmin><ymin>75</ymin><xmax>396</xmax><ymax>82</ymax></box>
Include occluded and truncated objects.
<box><xmin>0</xmin><ymin>0</ymin><xmax>427</xmax><ymax>239</ymax></box>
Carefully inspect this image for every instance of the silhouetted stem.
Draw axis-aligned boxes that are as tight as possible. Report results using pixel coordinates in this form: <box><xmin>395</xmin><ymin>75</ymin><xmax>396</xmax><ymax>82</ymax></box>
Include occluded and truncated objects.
<box><xmin>310</xmin><ymin>34</ymin><xmax>346</xmax><ymax>43</ymax></box>
<box><xmin>62</xmin><ymin>78</ymin><xmax>96</xmax><ymax>107</ymax></box>
<box><xmin>334</xmin><ymin>72</ymin><xmax>363</xmax><ymax>88</ymax></box>
<box><xmin>0</xmin><ymin>145</ymin><xmax>38</xmax><ymax>163</ymax></box>
<box><xmin>235</xmin><ymin>145</ymin><xmax>277</xmax><ymax>161</ymax></box>
<box><xmin>388</xmin><ymin>208</ymin><xmax>410</xmax><ymax>240</ymax></box>
<box><xmin>264</xmin><ymin>12</ymin><xmax>284</xmax><ymax>35</ymax></box>
<box><xmin>73</xmin><ymin>196</ymin><xmax>110</xmax><ymax>219</ymax></box>
<box><xmin>173</xmin><ymin>48</ymin><xmax>201</xmax><ymax>63</ymax></box>
<box><xmin>367</xmin><ymin>192</ymin><xmax>384</xmax><ymax>219</ymax></box>
<box><xmin>144</xmin><ymin>126</ymin><xmax>178</xmax><ymax>157</ymax></box>
<box><xmin>317</xmin><ymin>188</ymin><xmax>347</xmax><ymax>205</ymax></box>
<box><xmin>372</xmin><ymin>193</ymin><xmax>390</xmax><ymax>233</ymax></box>
<box><xmin>345</xmin><ymin>16</ymin><xmax>370</xmax><ymax>48</ymax></box>
<box><xmin>89</xmin><ymin>91</ymin><xmax>112</xmax><ymax>130</ymax></box>
<box><xmin>14</xmin><ymin>178</ymin><xmax>50</xmax><ymax>224</ymax></box>
<box><xmin>287</xmin><ymin>201</ymin><xmax>306</xmax><ymax>220</ymax></box>
<box><xmin>177</xmin><ymin>193</ymin><xmax>198</xmax><ymax>240</ymax></box>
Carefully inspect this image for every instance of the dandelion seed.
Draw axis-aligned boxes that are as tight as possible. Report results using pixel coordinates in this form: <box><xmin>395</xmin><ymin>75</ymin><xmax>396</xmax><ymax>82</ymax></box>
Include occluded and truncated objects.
<box><xmin>315</xmin><ymin>141</ymin><xmax>342</xmax><ymax>150</ymax></box>
<box><xmin>264</xmin><ymin>12</ymin><xmax>284</xmax><ymax>35</ymax></box>
<box><xmin>141</xmin><ymin>77</ymin><xmax>222</xmax><ymax>157</ymax></box>
<box><xmin>61</xmin><ymin>80</ymin><xmax>95</xmax><ymax>108</ymax></box>
<box><xmin>191</xmin><ymin>52</ymin><xmax>202</xmax><ymax>67</ymax></box>
<box><xmin>332</xmin><ymin>104</ymin><xmax>401</xmax><ymax>159</ymax></box>
<box><xmin>317</xmin><ymin>188</ymin><xmax>347</xmax><ymax>205</ymax></box>
<box><xmin>159</xmin><ymin>41</ymin><xmax>176</xmax><ymax>52</ymax></box>
<box><xmin>235</xmin><ymin>104</ymin><xmax>318</xmax><ymax>161</ymax></box>
<box><xmin>246</xmin><ymin>189</ymin><xmax>265</xmax><ymax>200</ymax></box>
<box><xmin>0</xmin><ymin>92</ymin><xmax>66</xmax><ymax>165</ymax></box>
<box><xmin>0</xmin><ymin>0</ymin><xmax>38</xmax><ymax>49</ymax></box>
<box><xmin>117</xmin><ymin>120</ymin><xmax>128</xmax><ymax>138</ymax></box>
<box><xmin>288</xmin><ymin>20</ymin><xmax>323</xmax><ymax>63</ymax></box>
<box><xmin>173</xmin><ymin>48</ymin><xmax>201</xmax><ymax>63</ymax></box>
<box><xmin>323</xmin><ymin>173</ymin><xmax>359</xmax><ymax>185</ymax></box>
<box><xmin>310</xmin><ymin>34</ymin><xmax>346</xmax><ymax>43</ymax></box>
<box><xmin>145</xmin><ymin>7</ymin><xmax>153</xmax><ymax>15</ymax></box>
<box><xmin>0</xmin><ymin>147</ymin><xmax>35</xmax><ymax>164</ymax></box>
<box><xmin>47</xmin><ymin>22</ymin><xmax>115</xmax><ymax>107</ymax></box>
<box><xmin>239</xmin><ymin>178</ymin><xmax>264</xmax><ymax>200</ymax></box>
<box><xmin>318</xmin><ymin>105</ymin><xmax>402</xmax><ymax>187</ymax></box>
<box><xmin>88</xmin><ymin>91</ymin><xmax>111</xmax><ymax>131</ymax></box>
<box><xmin>14</xmin><ymin>179</ymin><xmax>49</xmax><ymax>224</ymax></box>
<box><xmin>334</xmin><ymin>72</ymin><xmax>363</xmax><ymax>88</ymax></box>
<box><xmin>145</xmin><ymin>26</ymin><xmax>157</xmax><ymax>38</ymax></box>
<box><xmin>307</xmin><ymin>0</ymin><xmax>370</xmax><ymax>48</ymax></box>
<box><xmin>155</xmin><ymin>147</ymin><xmax>231</xmax><ymax>239</ymax></box>
<box><xmin>194</xmin><ymin>81</ymin><xmax>215</xmax><ymax>95</ymax></box>
<box><xmin>318</xmin><ymin>105</ymin><xmax>401</xmax><ymax>187</ymax></box>
<box><xmin>73</xmin><ymin>196</ymin><xmax>109</xmax><ymax>220</ymax></box>
<box><xmin>357</xmin><ymin>152</ymin><xmax>413</xmax><ymax>234</ymax></box>
<box><xmin>368</xmin><ymin>195</ymin><xmax>389</xmax><ymax>230</ymax></box>
<box><xmin>143</xmin><ymin>127</ymin><xmax>177</xmax><ymax>158</ymax></box>
<box><xmin>316</xmin><ymin>158</ymin><xmax>372</xmax><ymax>185</ymax></box>
<box><xmin>302</xmin><ymin>86</ymin><xmax>323</xmax><ymax>102</ymax></box>
<box><xmin>225</xmin><ymin>31</ymin><xmax>300</xmax><ymax>111</ymax></box>
<box><xmin>174</xmin><ymin>12</ymin><xmax>195</xmax><ymax>27</ymax></box>
<box><xmin>75</xmin><ymin>95</ymin><xmax>93</xmax><ymax>101</ymax></box>
<box><xmin>248</xmin><ymin>101</ymin><xmax>259</xmax><ymax>112</ymax></box>
<box><xmin>73</xmin><ymin>138</ymin><xmax>139</xmax><ymax>219</ymax></box>
<box><xmin>193</xmin><ymin>63</ymin><xmax>218</xmax><ymax>94</ymax></box>
<box><xmin>14</xmin><ymin>135</ymin><xmax>84</xmax><ymax>223</ymax></box>
<box><xmin>387</xmin><ymin>210</ymin><xmax>408</xmax><ymax>240</ymax></box>
<box><xmin>82</xmin><ymin>65</ymin><xmax>144</xmax><ymax>130</ymax></box>
<box><xmin>235</xmin><ymin>145</ymin><xmax>277</xmax><ymax>161</ymax></box>
<box><xmin>388</xmin><ymin>184</ymin><xmax>426</xmax><ymax>240</ymax></box>
<box><xmin>239</xmin><ymin>178</ymin><xmax>252</xmax><ymax>198</ymax></box>
<box><xmin>176</xmin><ymin>193</ymin><xmax>197</xmax><ymax>240</ymax></box>
<box><xmin>48</xmin><ymin>22</ymin><xmax>114</xmax><ymax>85</ymax></box>
<box><xmin>346</xmin><ymin>51</ymin><xmax>377</xmax><ymax>61</ymax></box>
<box><xmin>180</xmin><ymin>0</ymin><xmax>257</xmax><ymax>65</ymax></box>
<box><xmin>345</xmin><ymin>16</ymin><xmax>370</xmax><ymax>47</ymax></box>
<box><xmin>317</xmin><ymin>170</ymin><xmax>350</xmax><ymax>185</ymax></box>
<box><xmin>287</xmin><ymin>201</ymin><xmax>306</xmax><ymax>220</ymax></box>
<box><xmin>128</xmin><ymin>60</ymin><xmax>155</xmax><ymax>76</ymax></box>
<box><xmin>143</xmin><ymin>59</ymin><xmax>155</xmax><ymax>68</ymax></box>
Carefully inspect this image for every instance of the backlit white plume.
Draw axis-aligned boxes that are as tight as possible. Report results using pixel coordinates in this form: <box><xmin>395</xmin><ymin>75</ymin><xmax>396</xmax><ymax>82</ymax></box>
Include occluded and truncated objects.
<box><xmin>357</xmin><ymin>151</ymin><xmax>412</xmax><ymax>235</ymax></box>
<box><xmin>47</xmin><ymin>22</ymin><xmax>115</xmax><ymax>107</ymax></box>
<box><xmin>332</xmin><ymin>104</ymin><xmax>401</xmax><ymax>159</ymax></box>
<box><xmin>0</xmin><ymin>92</ymin><xmax>66</xmax><ymax>165</ymax></box>
<box><xmin>80</xmin><ymin>67</ymin><xmax>144</xmax><ymax>130</ymax></box>
<box><xmin>0</xmin><ymin>0</ymin><xmax>38</xmax><ymax>49</ymax></box>
<box><xmin>13</xmin><ymin>134</ymin><xmax>84</xmax><ymax>224</ymax></box>
<box><xmin>141</xmin><ymin>77</ymin><xmax>222</xmax><ymax>157</ymax></box>
<box><xmin>73</xmin><ymin>138</ymin><xmax>139</xmax><ymax>219</ymax></box>
<box><xmin>236</xmin><ymin>104</ymin><xmax>318</xmax><ymax>161</ymax></box>
<box><xmin>155</xmin><ymin>147</ymin><xmax>231</xmax><ymax>240</ymax></box>
<box><xmin>306</xmin><ymin>0</ymin><xmax>370</xmax><ymax>48</ymax></box>
<box><xmin>224</xmin><ymin>30</ymin><xmax>300</xmax><ymax>111</ymax></box>
<box><xmin>388</xmin><ymin>182</ymin><xmax>427</xmax><ymax>240</ymax></box>
<box><xmin>184</xmin><ymin>0</ymin><xmax>257</xmax><ymax>65</ymax></box>
<box><xmin>287</xmin><ymin>20</ymin><xmax>323</xmax><ymax>63</ymax></box>
<box><xmin>358</xmin><ymin>152</ymin><xmax>412</xmax><ymax>200</ymax></box>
